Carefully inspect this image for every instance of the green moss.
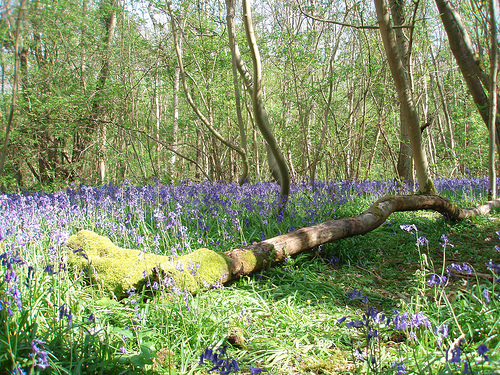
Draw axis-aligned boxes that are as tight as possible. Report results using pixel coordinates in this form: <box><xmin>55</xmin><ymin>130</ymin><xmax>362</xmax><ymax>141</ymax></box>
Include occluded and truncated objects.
<box><xmin>239</xmin><ymin>250</ymin><xmax>259</xmax><ymax>269</ymax></box>
<box><xmin>66</xmin><ymin>230</ymin><xmax>231</xmax><ymax>298</ymax></box>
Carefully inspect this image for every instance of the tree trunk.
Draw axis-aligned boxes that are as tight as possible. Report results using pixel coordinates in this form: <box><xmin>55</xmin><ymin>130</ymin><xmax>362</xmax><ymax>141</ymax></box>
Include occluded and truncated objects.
<box><xmin>488</xmin><ymin>0</ymin><xmax>498</xmax><ymax>199</ymax></box>
<box><xmin>242</xmin><ymin>0</ymin><xmax>290</xmax><ymax>207</ymax></box>
<box><xmin>434</xmin><ymin>0</ymin><xmax>500</xmax><ymax>154</ymax></box>
<box><xmin>168</xmin><ymin>3</ymin><xmax>249</xmax><ymax>185</ymax></box>
<box><xmin>224</xmin><ymin>194</ymin><xmax>500</xmax><ymax>279</ymax></box>
<box><xmin>0</xmin><ymin>0</ymin><xmax>26</xmax><ymax>182</ymax></box>
<box><xmin>171</xmin><ymin>51</ymin><xmax>180</xmax><ymax>179</ymax></box>
<box><xmin>374</xmin><ymin>0</ymin><xmax>435</xmax><ymax>194</ymax></box>
<box><xmin>73</xmin><ymin>0</ymin><xmax>117</xmax><ymax>182</ymax></box>
<box><xmin>389</xmin><ymin>0</ymin><xmax>413</xmax><ymax>182</ymax></box>
<box><xmin>226</xmin><ymin>0</ymin><xmax>249</xmax><ymax>184</ymax></box>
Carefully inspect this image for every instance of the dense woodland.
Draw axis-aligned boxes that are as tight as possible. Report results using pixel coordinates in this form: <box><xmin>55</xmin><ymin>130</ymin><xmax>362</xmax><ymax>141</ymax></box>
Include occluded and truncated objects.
<box><xmin>0</xmin><ymin>0</ymin><xmax>497</xmax><ymax>190</ymax></box>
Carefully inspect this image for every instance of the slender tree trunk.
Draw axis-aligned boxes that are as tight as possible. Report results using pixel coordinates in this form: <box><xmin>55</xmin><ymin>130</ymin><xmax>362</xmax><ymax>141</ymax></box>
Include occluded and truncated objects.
<box><xmin>73</xmin><ymin>0</ymin><xmax>117</xmax><ymax>182</ymax></box>
<box><xmin>374</xmin><ymin>0</ymin><xmax>435</xmax><ymax>194</ymax></box>
<box><xmin>0</xmin><ymin>0</ymin><xmax>26</xmax><ymax>181</ymax></box>
<box><xmin>435</xmin><ymin>0</ymin><xmax>500</xmax><ymax>154</ymax></box>
<box><xmin>489</xmin><ymin>0</ymin><xmax>498</xmax><ymax>199</ymax></box>
<box><xmin>226</xmin><ymin>0</ymin><xmax>249</xmax><ymax>184</ymax></box>
<box><xmin>242</xmin><ymin>0</ymin><xmax>290</xmax><ymax>207</ymax></box>
<box><xmin>171</xmin><ymin>53</ymin><xmax>180</xmax><ymax>179</ymax></box>
<box><xmin>389</xmin><ymin>0</ymin><xmax>413</xmax><ymax>182</ymax></box>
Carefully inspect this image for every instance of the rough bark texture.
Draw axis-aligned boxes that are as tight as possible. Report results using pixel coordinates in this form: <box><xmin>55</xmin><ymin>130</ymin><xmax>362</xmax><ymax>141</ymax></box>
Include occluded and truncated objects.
<box><xmin>374</xmin><ymin>0</ymin><xmax>434</xmax><ymax>193</ymax></box>
<box><xmin>224</xmin><ymin>194</ymin><xmax>500</xmax><ymax>278</ymax></box>
<box><xmin>242</xmin><ymin>0</ymin><xmax>290</xmax><ymax>205</ymax></box>
<box><xmin>435</xmin><ymin>0</ymin><xmax>500</xmax><ymax>153</ymax></box>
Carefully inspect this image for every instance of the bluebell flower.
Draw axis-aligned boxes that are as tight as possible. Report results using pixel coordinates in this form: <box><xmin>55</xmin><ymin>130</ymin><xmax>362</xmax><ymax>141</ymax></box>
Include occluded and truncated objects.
<box><xmin>417</xmin><ymin>236</ymin><xmax>428</xmax><ymax>246</ymax></box>
<box><xmin>348</xmin><ymin>289</ymin><xmax>368</xmax><ymax>302</ymax></box>
<box><xmin>435</xmin><ymin>324</ymin><xmax>449</xmax><ymax>338</ymax></box>
<box><xmin>447</xmin><ymin>346</ymin><xmax>461</xmax><ymax>363</ymax></box>
<box><xmin>483</xmin><ymin>288</ymin><xmax>491</xmax><ymax>303</ymax></box>
<box><xmin>410</xmin><ymin>312</ymin><xmax>432</xmax><ymax>330</ymax></box>
<box><xmin>392</xmin><ymin>362</ymin><xmax>408</xmax><ymax>374</ymax></box>
<box><xmin>199</xmin><ymin>346</ymin><xmax>241</xmax><ymax>374</ymax></box>
<box><xmin>429</xmin><ymin>274</ymin><xmax>447</xmax><ymax>286</ymax></box>
<box><xmin>249</xmin><ymin>366</ymin><xmax>267</xmax><ymax>374</ymax></box>
<box><xmin>346</xmin><ymin>320</ymin><xmax>364</xmax><ymax>328</ymax></box>
<box><xmin>30</xmin><ymin>339</ymin><xmax>49</xmax><ymax>369</ymax></box>
<box><xmin>477</xmin><ymin>344</ymin><xmax>489</xmax><ymax>361</ymax></box>
<box><xmin>337</xmin><ymin>316</ymin><xmax>347</xmax><ymax>324</ymax></box>
<box><xmin>12</xmin><ymin>366</ymin><xmax>26</xmax><ymax>375</ymax></box>
<box><xmin>367</xmin><ymin>329</ymin><xmax>378</xmax><ymax>341</ymax></box>
<box><xmin>486</xmin><ymin>259</ymin><xmax>500</xmax><ymax>273</ymax></box>
<box><xmin>58</xmin><ymin>303</ymin><xmax>72</xmax><ymax>326</ymax></box>
<box><xmin>400</xmin><ymin>224</ymin><xmax>417</xmax><ymax>233</ymax></box>
<box><xmin>463</xmin><ymin>361</ymin><xmax>470</xmax><ymax>374</ymax></box>
<box><xmin>440</xmin><ymin>234</ymin><xmax>454</xmax><ymax>248</ymax></box>
<box><xmin>393</xmin><ymin>311</ymin><xmax>409</xmax><ymax>331</ymax></box>
<box><xmin>44</xmin><ymin>264</ymin><xmax>56</xmax><ymax>275</ymax></box>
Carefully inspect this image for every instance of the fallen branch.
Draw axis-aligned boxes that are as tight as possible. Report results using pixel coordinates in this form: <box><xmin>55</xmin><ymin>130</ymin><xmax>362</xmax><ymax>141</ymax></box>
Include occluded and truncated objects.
<box><xmin>224</xmin><ymin>194</ymin><xmax>500</xmax><ymax>278</ymax></box>
<box><xmin>67</xmin><ymin>194</ymin><xmax>500</xmax><ymax>297</ymax></box>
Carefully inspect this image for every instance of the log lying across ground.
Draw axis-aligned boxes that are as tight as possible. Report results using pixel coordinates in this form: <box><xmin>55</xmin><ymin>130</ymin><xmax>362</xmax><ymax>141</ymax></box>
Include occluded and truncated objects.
<box><xmin>67</xmin><ymin>194</ymin><xmax>500</xmax><ymax>297</ymax></box>
<box><xmin>224</xmin><ymin>194</ymin><xmax>500</xmax><ymax>278</ymax></box>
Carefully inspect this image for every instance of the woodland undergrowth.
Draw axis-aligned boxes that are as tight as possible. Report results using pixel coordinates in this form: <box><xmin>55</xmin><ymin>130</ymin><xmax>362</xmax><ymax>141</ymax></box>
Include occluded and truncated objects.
<box><xmin>0</xmin><ymin>178</ymin><xmax>500</xmax><ymax>374</ymax></box>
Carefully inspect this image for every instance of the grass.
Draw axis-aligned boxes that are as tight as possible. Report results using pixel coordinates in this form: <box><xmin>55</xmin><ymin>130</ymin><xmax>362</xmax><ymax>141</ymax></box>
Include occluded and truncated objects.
<box><xmin>1</xmin><ymin>178</ymin><xmax>500</xmax><ymax>374</ymax></box>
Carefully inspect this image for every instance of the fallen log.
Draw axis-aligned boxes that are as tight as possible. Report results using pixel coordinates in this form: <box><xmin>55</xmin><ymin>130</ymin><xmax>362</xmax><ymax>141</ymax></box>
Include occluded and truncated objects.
<box><xmin>224</xmin><ymin>194</ymin><xmax>500</xmax><ymax>278</ymax></box>
<box><xmin>67</xmin><ymin>194</ymin><xmax>500</xmax><ymax>297</ymax></box>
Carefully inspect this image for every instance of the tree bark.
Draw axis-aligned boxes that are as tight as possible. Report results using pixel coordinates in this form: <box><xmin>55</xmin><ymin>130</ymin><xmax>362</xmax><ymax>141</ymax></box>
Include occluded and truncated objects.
<box><xmin>374</xmin><ymin>0</ymin><xmax>435</xmax><ymax>194</ymax></box>
<box><xmin>435</xmin><ymin>0</ymin><xmax>500</xmax><ymax>154</ymax></box>
<box><xmin>223</xmin><ymin>194</ymin><xmax>500</xmax><ymax>279</ymax></box>
<box><xmin>389</xmin><ymin>0</ymin><xmax>413</xmax><ymax>182</ymax></box>
<box><xmin>242</xmin><ymin>0</ymin><xmax>290</xmax><ymax>207</ymax></box>
<box><xmin>226</xmin><ymin>0</ymin><xmax>249</xmax><ymax>184</ymax></box>
<box><xmin>0</xmin><ymin>0</ymin><xmax>26</xmax><ymax>182</ymax></box>
<box><xmin>488</xmin><ymin>0</ymin><xmax>498</xmax><ymax>199</ymax></box>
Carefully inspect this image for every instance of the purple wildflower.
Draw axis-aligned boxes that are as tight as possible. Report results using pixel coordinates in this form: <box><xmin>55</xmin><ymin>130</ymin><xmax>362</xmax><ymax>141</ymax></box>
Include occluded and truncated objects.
<box><xmin>337</xmin><ymin>316</ymin><xmax>347</xmax><ymax>324</ymax></box>
<box><xmin>392</xmin><ymin>362</ymin><xmax>408</xmax><ymax>374</ymax></box>
<box><xmin>440</xmin><ymin>234</ymin><xmax>454</xmax><ymax>248</ymax></box>
<box><xmin>417</xmin><ymin>236</ymin><xmax>428</xmax><ymax>246</ymax></box>
<box><xmin>12</xmin><ymin>366</ymin><xmax>27</xmax><ymax>375</ymax></box>
<box><xmin>30</xmin><ymin>339</ymin><xmax>50</xmax><ymax>369</ymax></box>
<box><xmin>249</xmin><ymin>366</ymin><xmax>268</xmax><ymax>374</ymax></box>
<box><xmin>400</xmin><ymin>224</ymin><xmax>417</xmax><ymax>233</ymax></box>
<box><xmin>429</xmin><ymin>274</ymin><xmax>447</xmax><ymax>286</ymax></box>
<box><xmin>58</xmin><ymin>303</ymin><xmax>72</xmax><ymax>326</ymax></box>
<box><xmin>477</xmin><ymin>344</ymin><xmax>489</xmax><ymax>361</ymax></box>
<box><xmin>483</xmin><ymin>288</ymin><xmax>491</xmax><ymax>303</ymax></box>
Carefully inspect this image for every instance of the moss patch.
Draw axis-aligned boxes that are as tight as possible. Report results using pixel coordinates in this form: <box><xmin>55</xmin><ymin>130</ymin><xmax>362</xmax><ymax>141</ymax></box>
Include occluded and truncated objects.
<box><xmin>66</xmin><ymin>230</ymin><xmax>231</xmax><ymax>298</ymax></box>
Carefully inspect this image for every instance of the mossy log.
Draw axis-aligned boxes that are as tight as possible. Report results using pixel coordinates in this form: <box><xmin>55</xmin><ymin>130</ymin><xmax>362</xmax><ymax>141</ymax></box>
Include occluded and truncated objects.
<box><xmin>66</xmin><ymin>195</ymin><xmax>500</xmax><ymax>297</ymax></box>
<box><xmin>66</xmin><ymin>230</ymin><xmax>231</xmax><ymax>298</ymax></box>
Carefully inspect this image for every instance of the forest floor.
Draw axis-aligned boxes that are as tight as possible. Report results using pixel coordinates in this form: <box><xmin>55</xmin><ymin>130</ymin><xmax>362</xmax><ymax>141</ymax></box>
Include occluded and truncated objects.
<box><xmin>197</xmin><ymin>208</ymin><xmax>500</xmax><ymax>374</ymax></box>
<box><xmin>2</xmin><ymin>180</ymin><xmax>500</xmax><ymax>374</ymax></box>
